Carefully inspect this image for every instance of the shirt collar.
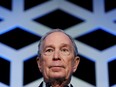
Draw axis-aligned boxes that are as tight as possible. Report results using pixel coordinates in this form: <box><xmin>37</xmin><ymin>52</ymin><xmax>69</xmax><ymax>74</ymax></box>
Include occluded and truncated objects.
<box><xmin>43</xmin><ymin>81</ymin><xmax>72</xmax><ymax>87</ymax></box>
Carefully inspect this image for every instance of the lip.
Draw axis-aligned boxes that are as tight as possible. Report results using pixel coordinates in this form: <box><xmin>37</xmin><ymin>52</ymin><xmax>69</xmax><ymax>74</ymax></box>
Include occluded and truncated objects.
<box><xmin>49</xmin><ymin>66</ymin><xmax>65</xmax><ymax>69</ymax></box>
<box><xmin>49</xmin><ymin>66</ymin><xmax>64</xmax><ymax>72</ymax></box>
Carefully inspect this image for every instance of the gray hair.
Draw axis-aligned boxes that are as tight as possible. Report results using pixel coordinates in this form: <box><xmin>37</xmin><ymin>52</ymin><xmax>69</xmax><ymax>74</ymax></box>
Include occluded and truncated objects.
<box><xmin>37</xmin><ymin>29</ymin><xmax>78</xmax><ymax>57</ymax></box>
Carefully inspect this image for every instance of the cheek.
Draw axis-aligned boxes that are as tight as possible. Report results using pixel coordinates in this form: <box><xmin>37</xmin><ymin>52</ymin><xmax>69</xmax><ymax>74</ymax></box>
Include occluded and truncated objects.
<box><xmin>40</xmin><ymin>60</ymin><xmax>49</xmax><ymax>78</ymax></box>
<box><xmin>41</xmin><ymin>58</ymin><xmax>51</xmax><ymax>73</ymax></box>
<box><xmin>41</xmin><ymin>60</ymin><xmax>48</xmax><ymax>69</ymax></box>
<box><xmin>65</xmin><ymin>59</ymin><xmax>74</xmax><ymax>73</ymax></box>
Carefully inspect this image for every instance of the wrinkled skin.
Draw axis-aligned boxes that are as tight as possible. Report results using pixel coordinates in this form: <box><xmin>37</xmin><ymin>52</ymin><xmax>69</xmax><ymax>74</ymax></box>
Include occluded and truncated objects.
<box><xmin>37</xmin><ymin>32</ymin><xmax>80</xmax><ymax>87</ymax></box>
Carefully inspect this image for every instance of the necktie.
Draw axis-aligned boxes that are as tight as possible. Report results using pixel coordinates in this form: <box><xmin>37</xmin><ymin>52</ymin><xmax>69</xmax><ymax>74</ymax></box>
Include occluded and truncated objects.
<box><xmin>46</xmin><ymin>83</ymin><xmax>73</xmax><ymax>87</ymax></box>
<box><xmin>38</xmin><ymin>82</ymin><xmax>73</xmax><ymax>87</ymax></box>
<box><xmin>46</xmin><ymin>83</ymin><xmax>51</xmax><ymax>87</ymax></box>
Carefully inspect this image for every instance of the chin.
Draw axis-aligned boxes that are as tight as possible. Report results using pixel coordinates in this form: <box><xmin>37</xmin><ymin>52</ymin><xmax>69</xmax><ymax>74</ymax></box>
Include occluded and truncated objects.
<box><xmin>49</xmin><ymin>76</ymin><xmax>66</xmax><ymax>82</ymax></box>
<box><xmin>49</xmin><ymin>73</ymin><xmax>66</xmax><ymax>80</ymax></box>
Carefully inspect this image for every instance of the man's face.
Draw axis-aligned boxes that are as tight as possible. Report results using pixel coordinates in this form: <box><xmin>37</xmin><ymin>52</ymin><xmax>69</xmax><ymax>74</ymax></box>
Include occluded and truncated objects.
<box><xmin>37</xmin><ymin>32</ymin><xmax>79</xmax><ymax>82</ymax></box>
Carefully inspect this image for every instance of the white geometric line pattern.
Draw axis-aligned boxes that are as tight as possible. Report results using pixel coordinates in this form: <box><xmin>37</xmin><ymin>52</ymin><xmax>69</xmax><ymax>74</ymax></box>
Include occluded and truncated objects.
<box><xmin>0</xmin><ymin>82</ymin><xmax>9</xmax><ymax>87</ymax></box>
<box><xmin>0</xmin><ymin>0</ymin><xmax>116</xmax><ymax>87</ymax></box>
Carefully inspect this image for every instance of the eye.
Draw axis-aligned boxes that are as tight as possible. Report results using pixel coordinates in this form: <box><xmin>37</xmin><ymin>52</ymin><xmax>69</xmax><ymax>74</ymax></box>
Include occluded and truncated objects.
<box><xmin>61</xmin><ymin>48</ymin><xmax>69</xmax><ymax>52</ymax></box>
<box><xmin>45</xmin><ymin>49</ymin><xmax>53</xmax><ymax>52</ymax></box>
<box><xmin>60</xmin><ymin>47</ymin><xmax>70</xmax><ymax>56</ymax></box>
<box><xmin>61</xmin><ymin>48</ymin><xmax>70</xmax><ymax>53</ymax></box>
<box><xmin>43</xmin><ymin>48</ymin><xmax>54</xmax><ymax>56</ymax></box>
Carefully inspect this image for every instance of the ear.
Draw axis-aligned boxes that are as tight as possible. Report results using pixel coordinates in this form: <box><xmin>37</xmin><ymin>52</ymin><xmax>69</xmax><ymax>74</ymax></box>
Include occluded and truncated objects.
<box><xmin>36</xmin><ymin>56</ymin><xmax>42</xmax><ymax>72</ymax></box>
<box><xmin>73</xmin><ymin>56</ymin><xmax>80</xmax><ymax>73</ymax></box>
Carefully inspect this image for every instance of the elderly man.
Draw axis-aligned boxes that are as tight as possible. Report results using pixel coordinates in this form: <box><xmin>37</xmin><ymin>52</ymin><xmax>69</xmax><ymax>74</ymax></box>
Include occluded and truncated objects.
<box><xmin>37</xmin><ymin>29</ymin><xmax>80</xmax><ymax>87</ymax></box>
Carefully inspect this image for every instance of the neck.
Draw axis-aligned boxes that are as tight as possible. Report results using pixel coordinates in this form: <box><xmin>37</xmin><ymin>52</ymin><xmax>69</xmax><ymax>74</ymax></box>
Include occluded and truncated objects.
<box><xmin>45</xmin><ymin>78</ymin><xmax>70</xmax><ymax>87</ymax></box>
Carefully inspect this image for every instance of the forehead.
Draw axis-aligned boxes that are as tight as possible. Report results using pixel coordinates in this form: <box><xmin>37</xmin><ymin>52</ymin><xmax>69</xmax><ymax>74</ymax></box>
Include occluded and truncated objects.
<box><xmin>43</xmin><ymin>32</ymin><xmax>72</xmax><ymax>46</ymax></box>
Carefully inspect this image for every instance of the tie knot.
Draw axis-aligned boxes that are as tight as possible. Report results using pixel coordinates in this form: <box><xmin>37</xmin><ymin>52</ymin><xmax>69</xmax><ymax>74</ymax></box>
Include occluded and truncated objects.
<box><xmin>46</xmin><ymin>83</ymin><xmax>73</xmax><ymax>87</ymax></box>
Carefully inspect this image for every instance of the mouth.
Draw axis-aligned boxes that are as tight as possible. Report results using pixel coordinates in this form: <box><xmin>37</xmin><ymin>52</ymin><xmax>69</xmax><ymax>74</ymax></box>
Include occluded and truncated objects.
<box><xmin>49</xmin><ymin>66</ymin><xmax>65</xmax><ymax>72</ymax></box>
<box><xmin>49</xmin><ymin>65</ymin><xmax>65</xmax><ymax>68</ymax></box>
<box><xmin>50</xmin><ymin>66</ymin><xmax>64</xmax><ymax>72</ymax></box>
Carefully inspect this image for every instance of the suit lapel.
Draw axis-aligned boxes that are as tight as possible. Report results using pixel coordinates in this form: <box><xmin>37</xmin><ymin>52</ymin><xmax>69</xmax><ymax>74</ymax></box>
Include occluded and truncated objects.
<box><xmin>70</xmin><ymin>84</ymin><xmax>73</xmax><ymax>87</ymax></box>
<box><xmin>38</xmin><ymin>82</ymin><xmax>43</xmax><ymax>87</ymax></box>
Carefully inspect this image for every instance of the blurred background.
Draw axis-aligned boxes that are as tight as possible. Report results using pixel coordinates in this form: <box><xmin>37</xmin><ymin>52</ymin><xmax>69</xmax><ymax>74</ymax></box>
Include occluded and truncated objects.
<box><xmin>0</xmin><ymin>0</ymin><xmax>116</xmax><ymax>87</ymax></box>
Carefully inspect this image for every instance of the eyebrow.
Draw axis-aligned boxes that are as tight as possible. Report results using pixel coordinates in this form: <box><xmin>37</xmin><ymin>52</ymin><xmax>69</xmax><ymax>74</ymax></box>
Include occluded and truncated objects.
<box><xmin>60</xmin><ymin>43</ymin><xmax>74</xmax><ymax>53</ymax></box>
<box><xmin>60</xmin><ymin>43</ymin><xmax>72</xmax><ymax>47</ymax></box>
<box><xmin>43</xmin><ymin>45</ymin><xmax>54</xmax><ymax>49</ymax></box>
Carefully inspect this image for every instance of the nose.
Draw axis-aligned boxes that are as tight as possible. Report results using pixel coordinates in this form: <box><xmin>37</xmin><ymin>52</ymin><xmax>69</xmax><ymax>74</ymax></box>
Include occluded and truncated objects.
<box><xmin>53</xmin><ymin>50</ymin><xmax>60</xmax><ymax>60</ymax></box>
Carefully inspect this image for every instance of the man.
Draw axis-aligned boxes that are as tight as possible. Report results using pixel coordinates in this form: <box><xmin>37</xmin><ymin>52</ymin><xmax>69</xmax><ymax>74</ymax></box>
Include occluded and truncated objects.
<box><xmin>36</xmin><ymin>29</ymin><xmax>80</xmax><ymax>87</ymax></box>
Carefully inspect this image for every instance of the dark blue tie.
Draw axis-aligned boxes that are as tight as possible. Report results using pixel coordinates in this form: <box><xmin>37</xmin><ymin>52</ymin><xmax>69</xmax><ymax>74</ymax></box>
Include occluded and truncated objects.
<box><xmin>46</xmin><ymin>84</ymin><xmax>73</xmax><ymax>87</ymax></box>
